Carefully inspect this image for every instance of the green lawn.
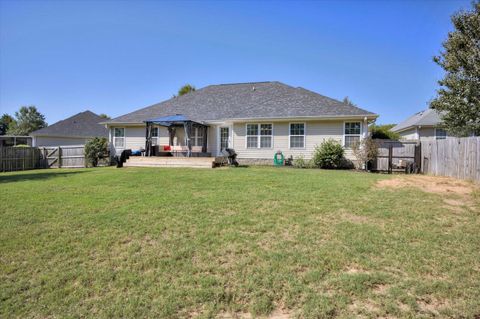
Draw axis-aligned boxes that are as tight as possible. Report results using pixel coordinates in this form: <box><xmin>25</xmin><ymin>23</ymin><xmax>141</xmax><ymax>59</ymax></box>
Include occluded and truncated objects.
<box><xmin>1</xmin><ymin>167</ymin><xmax>479</xmax><ymax>318</ymax></box>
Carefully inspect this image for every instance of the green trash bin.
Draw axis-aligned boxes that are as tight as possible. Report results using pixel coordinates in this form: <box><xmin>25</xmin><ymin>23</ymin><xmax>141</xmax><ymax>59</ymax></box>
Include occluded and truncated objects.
<box><xmin>273</xmin><ymin>151</ymin><xmax>284</xmax><ymax>166</ymax></box>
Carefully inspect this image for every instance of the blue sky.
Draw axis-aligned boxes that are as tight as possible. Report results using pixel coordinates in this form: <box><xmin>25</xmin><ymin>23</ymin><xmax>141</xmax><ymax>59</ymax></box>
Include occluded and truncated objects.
<box><xmin>0</xmin><ymin>0</ymin><xmax>472</xmax><ymax>124</ymax></box>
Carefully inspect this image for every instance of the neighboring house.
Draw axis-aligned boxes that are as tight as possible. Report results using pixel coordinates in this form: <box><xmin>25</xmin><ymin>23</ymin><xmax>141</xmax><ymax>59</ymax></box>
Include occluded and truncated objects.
<box><xmin>391</xmin><ymin>108</ymin><xmax>448</xmax><ymax>141</ymax></box>
<box><xmin>105</xmin><ymin>81</ymin><xmax>378</xmax><ymax>164</ymax></box>
<box><xmin>31</xmin><ymin>111</ymin><xmax>108</xmax><ymax>147</ymax></box>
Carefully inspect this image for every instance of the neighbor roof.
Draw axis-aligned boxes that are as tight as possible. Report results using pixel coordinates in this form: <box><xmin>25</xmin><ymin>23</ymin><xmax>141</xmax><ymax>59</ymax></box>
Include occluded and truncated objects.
<box><xmin>391</xmin><ymin>108</ymin><xmax>443</xmax><ymax>133</ymax></box>
<box><xmin>31</xmin><ymin>111</ymin><xmax>108</xmax><ymax>138</ymax></box>
<box><xmin>107</xmin><ymin>81</ymin><xmax>377</xmax><ymax>124</ymax></box>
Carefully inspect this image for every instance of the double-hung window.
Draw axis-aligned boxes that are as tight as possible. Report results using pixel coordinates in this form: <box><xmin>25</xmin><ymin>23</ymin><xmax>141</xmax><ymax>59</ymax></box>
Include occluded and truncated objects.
<box><xmin>151</xmin><ymin>127</ymin><xmax>159</xmax><ymax>145</ymax></box>
<box><xmin>435</xmin><ymin>128</ymin><xmax>447</xmax><ymax>140</ymax></box>
<box><xmin>289</xmin><ymin>123</ymin><xmax>305</xmax><ymax>148</ymax></box>
<box><xmin>344</xmin><ymin>122</ymin><xmax>361</xmax><ymax>148</ymax></box>
<box><xmin>246</xmin><ymin>124</ymin><xmax>273</xmax><ymax>148</ymax></box>
<box><xmin>113</xmin><ymin>128</ymin><xmax>125</xmax><ymax>148</ymax></box>
<box><xmin>192</xmin><ymin>127</ymin><xmax>204</xmax><ymax>146</ymax></box>
<box><xmin>246</xmin><ymin>124</ymin><xmax>259</xmax><ymax>148</ymax></box>
<box><xmin>260</xmin><ymin>124</ymin><xmax>272</xmax><ymax>148</ymax></box>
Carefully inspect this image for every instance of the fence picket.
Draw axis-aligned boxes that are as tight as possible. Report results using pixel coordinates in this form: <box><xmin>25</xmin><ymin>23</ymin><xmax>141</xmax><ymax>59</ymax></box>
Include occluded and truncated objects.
<box><xmin>421</xmin><ymin>137</ymin><xmax>480</xmax><ymax>183</ymax></box>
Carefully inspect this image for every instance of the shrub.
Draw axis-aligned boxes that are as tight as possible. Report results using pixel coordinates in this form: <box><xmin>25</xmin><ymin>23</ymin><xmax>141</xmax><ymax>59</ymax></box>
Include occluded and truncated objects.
<box><xmin>370</xmin><ymin>124</ymin><xmax>400</xmax><ymax>140</ymax></box>
<box><xmin>351</xmin><ymin>137</ymin><xmax>379</xmax><ymax>170</ymax></box>
<box><xmin>84</xmin><ymin>137</ymin><xmax>108</xmax><ymax>167</ymax></box>
<box><xmin>293</xmin><ymin>155</ymin><xmax>314</xmax><ymax>168</ymax></box>
<box><xmin>313</xmin><ymin>139</ymin><xmax>344</xmax><ymax>169</ymax></box>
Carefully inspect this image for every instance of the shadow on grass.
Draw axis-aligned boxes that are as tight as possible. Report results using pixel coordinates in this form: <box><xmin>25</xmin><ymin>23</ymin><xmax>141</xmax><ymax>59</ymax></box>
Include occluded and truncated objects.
<box><xmin>0</xmin><ymin>170</ymin><xmax>89</xmax><ymax>184</ymax></box>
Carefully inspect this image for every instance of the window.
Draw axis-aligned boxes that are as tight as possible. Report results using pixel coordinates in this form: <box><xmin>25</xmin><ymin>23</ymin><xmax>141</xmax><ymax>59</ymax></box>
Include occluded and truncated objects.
<box><xmin>113</xmin><ymin>128</ymin><xmax>125</xmax><ymax>148</ymax></box>
<box><xmin>435</xmin><ymin>128</ymin><xmax>447</xmax><ymax>140</ymax></box>
<box><xmin>289</xmin><ymin>123</ymin><xmax>305</xmax><ymax>148</ymax></box>
<box><xmin>260</xmin><ymin>124</ymin><xmax>272</xmax><ymax>148</ymax></box>
<box><xmin>246</xmin><ymin>124</ymin><xmax>273</xmax><ymax>148</ymax></box>
<box><xmin>151</xmin><ymin>127</ymin><xmax>159</xmax><ymax>145</ymax></box>
<box><xmin>220</xmin><ymin>127</ymin><xmax>229</xmax><ymax>150</ymax></box>
<box><xmin>246</xmin><ymin>124</ymin><xmax>258</xmax><ymax>148</ymax></box>
<box><xmin>192</xmin><ymin>127</ymin><xmax>204</xmax><ymax>146</ymax></box>
<box><xmin>344</xmin><ymin>122</ymin><xmax>361</xmax><ymax>148</ymax></box>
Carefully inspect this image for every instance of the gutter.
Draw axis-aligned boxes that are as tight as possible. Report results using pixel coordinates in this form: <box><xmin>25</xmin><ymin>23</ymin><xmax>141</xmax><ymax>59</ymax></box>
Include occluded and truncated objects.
<box><xmin>103</xmin><ymin>114</ymin><xmax>379</xmax><ymax>126</ymax></box>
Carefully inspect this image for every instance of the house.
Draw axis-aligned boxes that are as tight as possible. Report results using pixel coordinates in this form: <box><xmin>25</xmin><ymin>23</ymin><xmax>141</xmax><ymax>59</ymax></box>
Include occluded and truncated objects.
<box><xmin>105</xmin><ymin>81</ymin><xmax>378</xmax><ymax>165</ymax></box>
<box><xmin>391</xmin><ymin>108</ymin><xmax>448</xmax><ymax>141</ymax></box>
<box><xmin>31</xmin><ymin>111</ymin><xmax>108</xmax><ymax>147</ymax></box>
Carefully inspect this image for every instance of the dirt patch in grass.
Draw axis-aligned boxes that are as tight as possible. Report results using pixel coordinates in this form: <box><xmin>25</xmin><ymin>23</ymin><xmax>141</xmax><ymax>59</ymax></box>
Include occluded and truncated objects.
<box><xmin>376</xmin><ymin>175</ymin><xmax>479</xmax><ymax>210</ymax></box>
<box><xmin>344</xmin><ymin>265</ymin><xmax>369</xmax><ymax>274</ymax></box>
<box><xmin>417</xmin><ymin>297</ymin><xmax>451</xmax><ymax>316</ymax></box>
<box><xmin>218</xmin><ymin>307</ymin><xmax>292</xmax><ymax>319</ymax></box>
<box><xmin>376</xmin><ymin>175</ymin><xmax>474</xmax><ymax>196</ymax></box>
<box><xmin>373</xmin><ymin>284</ymin><xmax>390</xmax><ymax>295</ymax></box>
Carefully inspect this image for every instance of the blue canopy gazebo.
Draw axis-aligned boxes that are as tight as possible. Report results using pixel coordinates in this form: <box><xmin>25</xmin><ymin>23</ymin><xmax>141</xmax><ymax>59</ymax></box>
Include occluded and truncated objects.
<box><xmin>144</xmin><ymin>114</ymin><xmax>209</xmax><ymax>157</ymax></box>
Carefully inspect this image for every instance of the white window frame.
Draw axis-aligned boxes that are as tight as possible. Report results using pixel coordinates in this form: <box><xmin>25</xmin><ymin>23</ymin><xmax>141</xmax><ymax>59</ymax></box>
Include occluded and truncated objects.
<box><xmin>435</xmin><ymin>127</ymin><xmax>447</xmax><ymax>140</ymax></box>
<box><xmin>219</xmin><ymin>126</ymin><xmax>230</xmax><ymax>151</ymax></box>
<box><xmin>192</xmin><ymin>127</ymin><xmax>204</xmax><ymax>147</ymax></box>
<box><xmin>289</xmin><ymin>122</ymin><xmax>306</xmax><ymax>149</ymax></box>
<box><xmin>113</xmin><ymin>127</ymin><xmax>125</xmax><ymax>149</ymax></box>
<box><xmin>343</xmin><ymin>121</ymin><xmax>362</xmax><ymax>149</ymax></box>
<box><xmin>151</xmin><ymin>127</ymin><xmax>159</xmax><ymax>146</ymax></box>
<box><xmin>244</xmin><ymin>123</ymin><xmax>274</xmax><ymax>149</ymax></box>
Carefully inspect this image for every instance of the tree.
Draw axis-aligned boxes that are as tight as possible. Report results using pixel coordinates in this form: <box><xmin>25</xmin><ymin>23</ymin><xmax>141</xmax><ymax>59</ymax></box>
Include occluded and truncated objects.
<box><xmin>0</xmin><ymin>114</ymin><xmax>16</xmax><ymax>135</ymax></box>
<box><xmin>99</xmin><ymin>114</ymin><xmax>110</xmax><ymax>119</ymax></box>
<box><xmin>370</xmin><ymin>124</ymin><xmax>400</xmax><ymax>140</ymax></box>
<box><xmin>7</xmin><ymin>106</ymin><xmax>48</xmax><ymax>136</ymax></box>
<box><xmin>84</xmin><ymin>137</ymin><xmax>108</xmax><ymax>167</ymax></box>
<box><xmin>342</xmin><ymin>96</ymin><xmax>357</xmax><ymax>107</ymax></box>
<box><xmin>178</xmin><ymin>84</ymin><xmax>196</xmax><ymax>96</ymax></box>
<box><xmin>430</xmin><ymin>1</ymin><xmax>480</xmax><ymax>136</ymax></box>
<box><xmin>351</xmin><ymin>137</ymin><xmax>379</xmax><ymax>170</ymax></box>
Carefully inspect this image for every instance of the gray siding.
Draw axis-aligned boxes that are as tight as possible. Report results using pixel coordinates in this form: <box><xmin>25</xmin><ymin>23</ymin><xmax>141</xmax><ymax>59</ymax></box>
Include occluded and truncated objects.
<box><xmin>34</xmin><ymin>136</ymin><xmax>89</xmax><ymax>147</ymax></box>
<box><xmin>399</xmin><ymin>127</ymin><xmax>440</xmax><ymax>141</ymax></box>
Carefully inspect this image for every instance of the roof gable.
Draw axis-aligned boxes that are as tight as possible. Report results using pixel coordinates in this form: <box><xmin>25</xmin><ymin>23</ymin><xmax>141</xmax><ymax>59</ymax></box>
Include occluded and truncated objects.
<box><xmin>391</xmin><ymin>108</ymin><xmax>443</xmax><ymax>132</ymax></box>
<box><xmin>108</xmin><ymin>81</ymin><xmax>377</xmax><ymax>124</ymax></box>
<box><xmin>31</xmin><ymin>111</ymin><xmax>108</xmax><ymax>138</ymax></box>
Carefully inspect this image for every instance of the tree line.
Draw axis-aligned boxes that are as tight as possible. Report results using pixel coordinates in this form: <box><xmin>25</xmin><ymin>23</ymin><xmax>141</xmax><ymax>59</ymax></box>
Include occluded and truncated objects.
<box><xmin>0</xmin><ymin>106</ymin><xmax>48</xmax><ymax>136</ymax></box>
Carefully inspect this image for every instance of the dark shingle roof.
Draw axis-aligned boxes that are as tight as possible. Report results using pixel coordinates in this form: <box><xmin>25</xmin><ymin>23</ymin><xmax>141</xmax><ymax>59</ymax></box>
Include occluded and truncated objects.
<box><xmin>391</xmin><ymin>108</ymin><xmax>443</xmax><ymax>132</ymax></box>
<box><xmin>108</xmin><ymin>81</ymin><xmax>377</xmax><ymax>124</ymax></box>
<box><xmin>31</xmin><ymin>111</ymin><xmax>108</xmax><ymax>138</ymax></box>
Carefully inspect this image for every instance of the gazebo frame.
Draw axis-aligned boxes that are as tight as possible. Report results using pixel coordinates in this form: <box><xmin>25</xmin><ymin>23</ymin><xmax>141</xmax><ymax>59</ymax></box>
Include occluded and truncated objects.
<box><xmin>144</xmin><ymin>114</ymin><xmax>209</xmax><ymax>157</ymax></box>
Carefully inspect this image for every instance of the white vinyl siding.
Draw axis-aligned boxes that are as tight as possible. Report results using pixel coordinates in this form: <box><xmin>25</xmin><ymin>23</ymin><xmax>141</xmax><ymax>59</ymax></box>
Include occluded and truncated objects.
<box><xmin>233</xmin><ymin>120</ymin><xmax>360</xmax><ymax>160</ymax></box>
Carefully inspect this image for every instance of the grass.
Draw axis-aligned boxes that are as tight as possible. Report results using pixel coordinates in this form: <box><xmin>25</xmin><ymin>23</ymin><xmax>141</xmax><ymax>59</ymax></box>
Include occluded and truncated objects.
<box><xmin>0</xmin><ymin>167</ymin><xmax>479</xmax><ymax>318</ymax></box>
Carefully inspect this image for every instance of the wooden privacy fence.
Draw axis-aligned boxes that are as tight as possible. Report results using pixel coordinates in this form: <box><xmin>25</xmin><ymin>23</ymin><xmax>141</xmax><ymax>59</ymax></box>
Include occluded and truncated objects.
<box><xmin>421</xmin><ymin>137</ymin><xmax>480</xmax><ymax>182</ymax></box>
<box><xmin>371</xmin><ymin>140</ymin><xmax>421</xmax><ymax>173</ymax></box>
<box><xmin>39</xmin><ymin>146</ymin><xmax>86</xmax><ymax>168</ymax></box>
<box><xmin>1</xmin><ymin>145</ymin><xmax>89</xmax><ymax>172</ymax></box>
<box><xmin>0</xmin><ymin>146</ymin><xmax>43</xmax><ymax>172</ymax></box>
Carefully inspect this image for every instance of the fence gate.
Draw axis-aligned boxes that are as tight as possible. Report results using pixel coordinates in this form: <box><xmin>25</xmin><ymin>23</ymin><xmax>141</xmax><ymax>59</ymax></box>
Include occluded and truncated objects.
<box><xmin>43</xmin><ymin>147</ymin><xmax>60</xmax><ymax>168</ymax></box>
<box><xmin>40</xmin><ymin>146</ymin><xmax>86</xmax><ymax>168</ymax></box>
<box><xmin>372</xmin><ymin>140</ymin><xmax>421</xmax><ymax>173</ymax></box>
